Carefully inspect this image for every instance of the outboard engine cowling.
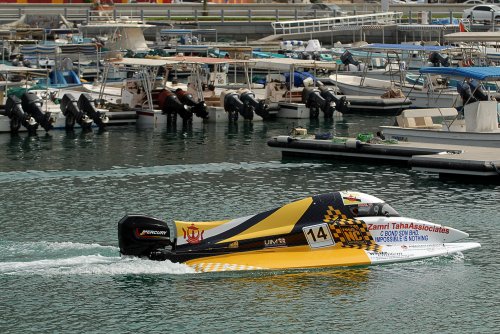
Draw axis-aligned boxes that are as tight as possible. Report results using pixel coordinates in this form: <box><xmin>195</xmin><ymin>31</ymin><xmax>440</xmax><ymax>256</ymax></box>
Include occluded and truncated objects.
<box><xmin>340</xmin><ymin>50</ymin><xmax>360</xmax><ymax>67</ymax></box>
<box><xmin>457</xmin><ymin>81</ymin><xmax>477</xmax><ymax>105</ymax></box>
<box><xmin>4</xmin><ymin>95</ymin><xmax>37</xmax><ymax>133</ymax></box>
<box><xmin>223</xmin><ymin>91</ymin><xmax>253</xmax><ymax>121</ymax></box>
<box><xmin>60</xmin><ymin>93</ymin><xmax>92</xmax><ymax>131</ymax></box>
<box><xmin>319</xmin><ymin>85</ymin><xmax>348</xmax><ymax>115</ymax></box>
<box><xmin>302</xmin><ymin>86</ymin><xmax>335</xmax><ymax>119</ymax></box>
<box><xmin>158</xmin><ymin>89</ymin><xmax>192</xmax><ymax>122</ymax></box>
<box><xmin>175</xmin><ymin>89</ymin><xmax>209</xmax><ymax>119</ymax></box>
<box><xmin>118</xmin><ymin>215</ymin><xmax>171</xmax><ymax>260</ymax></box>
<box><xmin>240</xmin><ymin>90</ymin><xmax>270</xmax><ymax>120</ymax></box>
<box><xmin>21</xmin><ymin>92</ymin><xmax>53</xmax><ymax>131</ymax></box>
<box><xmin>428</xmin><ymin>52</ymin><xmax>450</xmax><ymax>67</ymax></box>
<box><xmin>78</xmin><ymin>93</ymin><xmax>108</xmax><ymax>130</ymax></box>
<box><xmin>469</xmin><ymin>79</ymin><xmax>489</xmax><ymax>101</ymax></box>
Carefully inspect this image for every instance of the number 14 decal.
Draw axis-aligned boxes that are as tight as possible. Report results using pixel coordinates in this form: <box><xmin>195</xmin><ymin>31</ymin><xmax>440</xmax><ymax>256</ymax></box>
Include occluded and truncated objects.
<box><xmin>303</xmin><ymin>223</ymin><xmax>335</xmax><ymax>248</ymax></box>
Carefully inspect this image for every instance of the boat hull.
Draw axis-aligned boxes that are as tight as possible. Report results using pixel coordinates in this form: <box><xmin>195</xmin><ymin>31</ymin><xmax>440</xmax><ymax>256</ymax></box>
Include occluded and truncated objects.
<box><xmin>186</xmin><ymin>242</ymin><xmax>481</xmax><ymax>272</ymax></box>
<box><xmin>331</xmin><ymin>74</ymin><xmax>459</xmax><ymax>109</ymax></box>
<box><xmin>381</xmin><ymin>125</ymin><xmax>500</xmax><ymax>148</ymax></box>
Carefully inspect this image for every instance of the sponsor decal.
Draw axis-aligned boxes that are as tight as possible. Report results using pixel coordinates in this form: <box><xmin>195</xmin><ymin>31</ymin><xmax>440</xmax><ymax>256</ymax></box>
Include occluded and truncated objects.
<box><xmin>389</xmin><ymin>222</ymin><xmax>449</xmax><ymax>234</ymax></box>
<box><xmin>228</xmin><ymin>241</ymin><xmax>239</xmax><ymax>249</ymax></box>
<box><xmin>366</xmin><ymin>251</ymin><xmax>409</xmax><ymax>259</ymax></box>
<box><xmin>336</xmin><ymin>224</ymin><xmax>365</xmax><ymax>244</ymax></box>
<box><xmin>182</xmin><ymin>224</ymin><xmax>205</xmax><ymax>244</ymax></box>
<box><xmin>374</xmin><ymin>229</ymin><xmax>430</xmax><ymax>243</ymax></box>
<box><xmin>264</xmin><ymin>238</ymin><xmax>287</xmax><ymax>248</ymax></box>
<box><xmin>136</xmin><ymin>228</ymin><xmax>168</xmax><ymax>239</ymax></box>
<box><xmin>328</xmin><ymin>219</ymin><xmax>382</xmax><ymax>252</ymax></box>
<box><xmin>367</xmin><ymin>223</ymin><xmax>390</xmax><ymax>230</ymax></box>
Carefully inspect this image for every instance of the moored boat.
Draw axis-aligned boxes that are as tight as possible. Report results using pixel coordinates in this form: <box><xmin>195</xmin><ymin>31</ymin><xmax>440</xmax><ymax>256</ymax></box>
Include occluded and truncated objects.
<box><xmin>381</xmin><ymin>66</ymin><xmax>500</xmax><ymax>147</ymax></box>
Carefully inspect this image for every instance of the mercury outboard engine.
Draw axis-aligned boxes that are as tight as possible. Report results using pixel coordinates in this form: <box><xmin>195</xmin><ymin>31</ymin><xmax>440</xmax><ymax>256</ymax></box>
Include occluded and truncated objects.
<box><xmin>21</xmin><ymin>92</ymin><xmax>53</xmax><ymax>132</ymax></box>
<box><xmin>302</xmin><ymin>86</ymin><xmax>335</xmax><ymax>118</ymax></box>
<box><xmin>175</xmin><ymin>89</ymin><xmax>209</xmax><ymax>119</ymax></box>
<box><xmin>428</xmin><ymin>52</ymin><xmax>450</xmax><ymax>67</ymax></box>
<box><xmin>78</xmin><ymin>93</ymin><xmax>108</xmax><ymax>130</ymax></box>
<box><xmin>158</xmin><ymin>89</ymin><xmax>192</xmax><ymax>124</ymax></box>
<box><xmin>319</xmin><ymin>85</ymin><xmax>349</xmax><ymax>115</ymax></box>
<box><xmin>469</xmin><ymin>79</ymin><xmax>489</xmax><ymax>101</ymax></box>
<box><xmin>118</xmin><ymin>215</ymin><xmax>172</xmax><ymax>261</ymax></box>
<box><xmin>2</xmin><ymin>95</ymin><xmax>37</xmax><ymax>133</ymax></box>
<box><xmin>240</xmin><ymin>90</ymin><xmax>270</xmax><ymax>120</ymax></box>
<box><xmin>60</xmin><ymin>93</ymin><xmax>92</xmax><ymax>131</ymax></box>
<box><xmin>223</xmin><ymin>91</ymin><xmax>253</xmax><ymax>122</ymax></box>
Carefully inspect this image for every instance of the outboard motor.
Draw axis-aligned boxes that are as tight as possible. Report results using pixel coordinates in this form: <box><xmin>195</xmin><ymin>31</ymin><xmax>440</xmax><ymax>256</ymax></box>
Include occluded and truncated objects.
<box><xmin>175</xmin><ymin>89</ymin><xmax>209</xmax><ymax>119</ymax></box>
<box><xmin>21</xmin><ymin>92</ymin><xmax>53</xmax><ymax>131</ymax></box>
<box><xmin>302</xmin><ymin>86</ymin><xmax>335</xmax><ymax>119</ymax></box>
<box><xmin>319</xmin><ymin>85</ymin><xmax>348</xmax><ymax>115</ymax></box>
<box><xmin>469</xmin><ymin>79</ymin><xmax>489</xmax><ymax>101</ymax></box>
<box><xmin>158</xmin><ymin>89</ymin><xmax>192</xmax><ymax>123</ymax></box>
<box><xmin>118</xmin><ymin>215</ymin><xmax>171</xmax><ymax>261</ymax></box>
<box><xmin>340</xmin><ymin>50</ymin><xmax>360</xmax><ymax>67</ymax></box>
<box><xmin>240</xmin><ymin>90</ymin><xmax>270</xmax><ymax>120</ymax></box>
<box><xmin>60</xmin><ymin>93</ymin><xmax>92</xmax><ymax>131</ymax></box>
<box><xmin>78</xmin><ymin>93</ymin><xmax>108</xmax><ymax>130</ymax></box>
<box><xmin>223</xmin><ymin>90</ymin><xmax>253</xmax><ymax>122</ymax></box>
<box><xmin>301</xmin><ymin>52</ymin><xmax>313</xmax><ymax>60</ymax></box>
<box><xmin>457</xmin><ymin>81</ymin><xmax>477</xmax><ymax>105</ymax></box>
<box><xmin>428</xmin><ymin>52</ymin><xmax>450</xmax><ymax>67</ymax></box>
<box><xmin>3</xmin><ymin>95</ymin><xmax>37</xmax><ymax>133</ymax></box>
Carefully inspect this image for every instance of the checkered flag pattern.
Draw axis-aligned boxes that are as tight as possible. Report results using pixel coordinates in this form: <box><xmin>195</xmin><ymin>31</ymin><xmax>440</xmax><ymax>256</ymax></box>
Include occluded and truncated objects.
<box><xmin>324</xmin><ymin>206</ymin><xmax>381</xmax><ymax>253</ymax></box>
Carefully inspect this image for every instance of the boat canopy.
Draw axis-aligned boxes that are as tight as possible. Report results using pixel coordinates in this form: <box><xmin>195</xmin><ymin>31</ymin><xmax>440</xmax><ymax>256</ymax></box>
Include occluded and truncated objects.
<box><xmin>353</xmin><ymin>43</ymin><xmax>457</xmax><ymax>52</ymax></box>
<box><xmin>444</xmin><ymin>32</ymin><xmax>500</xmax><ymax>43</ymax></box>
<box><xmin>419</xmin><ymin>66</ymin><xmax>500</xmax><ymax>80</ymax></box>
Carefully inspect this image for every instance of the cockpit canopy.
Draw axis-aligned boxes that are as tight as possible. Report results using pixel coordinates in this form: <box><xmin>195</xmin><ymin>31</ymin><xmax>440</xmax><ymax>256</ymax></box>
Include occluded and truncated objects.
<box><xmin>337</xmin><ymin>191</ymin><xmax>400</xmax><ymax>218</ymax></box>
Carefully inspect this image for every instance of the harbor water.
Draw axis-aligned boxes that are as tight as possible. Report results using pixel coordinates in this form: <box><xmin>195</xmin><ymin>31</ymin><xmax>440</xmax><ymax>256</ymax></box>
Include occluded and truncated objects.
<box><xmin>0</xmin><ymin>115</ymin><xmax>498</xmax><ymax>333</ymax></box>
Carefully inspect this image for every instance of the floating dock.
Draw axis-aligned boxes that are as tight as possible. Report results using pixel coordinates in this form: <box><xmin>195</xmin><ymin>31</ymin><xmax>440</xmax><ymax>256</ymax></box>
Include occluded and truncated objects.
<box><xmin>267</xmin><ymin>135</ymin><xmax>500</xmax><ymax>182</ymax></box>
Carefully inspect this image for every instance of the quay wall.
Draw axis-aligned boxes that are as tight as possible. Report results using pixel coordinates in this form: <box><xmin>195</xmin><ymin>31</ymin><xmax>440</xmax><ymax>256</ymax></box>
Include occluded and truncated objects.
<box><xmin>0</xmin><ymin>3</ymin><xmax>474</xmax><ymax>44</ymax></box>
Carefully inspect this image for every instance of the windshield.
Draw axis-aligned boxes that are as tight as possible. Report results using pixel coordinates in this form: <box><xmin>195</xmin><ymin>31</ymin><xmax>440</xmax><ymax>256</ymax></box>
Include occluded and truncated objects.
<box><xmin>349</xmin><ymin>202</ymin><xmax>400</xmax><ymax>218</ymax></box>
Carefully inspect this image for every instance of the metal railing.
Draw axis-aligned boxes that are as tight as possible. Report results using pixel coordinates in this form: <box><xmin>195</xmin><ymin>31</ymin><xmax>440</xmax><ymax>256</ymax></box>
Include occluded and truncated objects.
<box><xmin>271</xmin><ymin>12</ymin><xmax>404</xmax><ymax>36</ymax></box>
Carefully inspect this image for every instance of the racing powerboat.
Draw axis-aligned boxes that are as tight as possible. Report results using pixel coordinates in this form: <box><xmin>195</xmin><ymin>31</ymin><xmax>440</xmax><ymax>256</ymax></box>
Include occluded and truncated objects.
<box><xmin>118</xmin><ymin>191</ymin><xmax>480</xmax><ymax>272</ymax></box>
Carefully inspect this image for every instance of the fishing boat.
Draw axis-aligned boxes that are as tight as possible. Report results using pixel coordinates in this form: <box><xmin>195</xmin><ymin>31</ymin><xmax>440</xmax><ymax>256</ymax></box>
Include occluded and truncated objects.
<box><xmin>117</xmin><ymin>191</ymin><xmax>480</xmax><ymax>272</ymax></box>
<box><xmin>381</xmin><ymin>67</ymin><xmax>500</xmax><ymax>147</ymax></box>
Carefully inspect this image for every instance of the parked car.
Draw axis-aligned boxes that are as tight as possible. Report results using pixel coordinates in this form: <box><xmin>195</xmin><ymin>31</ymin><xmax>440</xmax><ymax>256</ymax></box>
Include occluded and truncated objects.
<box><xmin>462</xmin><ymin>0</ymin><xmax>486</xmax><ymax>4</ymax></box>
<box><xmin>463</xmin><ymin>4</ymin><xmax>500</xmax><ymax>22</ymax></box>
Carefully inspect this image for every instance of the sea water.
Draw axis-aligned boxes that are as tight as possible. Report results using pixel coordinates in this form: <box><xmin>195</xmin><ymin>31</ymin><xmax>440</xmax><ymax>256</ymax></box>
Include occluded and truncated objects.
<box><xmin>0</xmin><ymin>116</ymin><xmax>498</xmax><ymax>333</ymax></box>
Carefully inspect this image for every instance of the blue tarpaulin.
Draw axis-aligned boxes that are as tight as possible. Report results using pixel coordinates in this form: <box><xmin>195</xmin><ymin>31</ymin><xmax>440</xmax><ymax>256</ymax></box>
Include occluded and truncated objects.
<box><xmin>419</xmin><ymin>67</ymin><xmax>500</xmax><ymax>80</ymax></box>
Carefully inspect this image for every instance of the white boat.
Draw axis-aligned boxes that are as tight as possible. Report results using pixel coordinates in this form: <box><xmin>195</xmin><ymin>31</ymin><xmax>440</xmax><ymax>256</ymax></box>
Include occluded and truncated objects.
<box><xmin>79</xmin><ymin>18</ymin><xmax>153</xmax><ymax>53</ymax></box>
<box><xmin>329</xmin><ymin>44</ymin><xmax>467</xmax><ymax>109</ymax></box>
<box><xmin>381</xmin><ymin>67</ymin><xmax>500</xmax><ymax>147</ymax></box>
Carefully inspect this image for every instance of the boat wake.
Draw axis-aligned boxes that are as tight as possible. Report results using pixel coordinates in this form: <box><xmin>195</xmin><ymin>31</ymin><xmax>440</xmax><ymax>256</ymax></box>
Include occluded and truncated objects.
<box><xmin>0</xmin><ymin>241</ymin><xmax>195</xmax><ymax>276</ymax></box>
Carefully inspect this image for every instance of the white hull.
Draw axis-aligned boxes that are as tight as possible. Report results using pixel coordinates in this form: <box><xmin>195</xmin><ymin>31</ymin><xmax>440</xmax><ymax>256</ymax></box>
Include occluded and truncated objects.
<box><xmin>330</xmin><ymin>74</ymin><xmax>459</xmax><ymax>109</ymax></box>
<box><xmin>381</xmin><ymin>126</ymin><xmax>500</xmax><ymax>148</ymax></box>
<box><xmin>136</xmin><ymin>107</ymin><xmax>263</xmax><ymax>127</ymax></box>
<box><xmin>367</xmin><ymin>242</ymin><xmax>481</xmax><ymax>265</ymax></box>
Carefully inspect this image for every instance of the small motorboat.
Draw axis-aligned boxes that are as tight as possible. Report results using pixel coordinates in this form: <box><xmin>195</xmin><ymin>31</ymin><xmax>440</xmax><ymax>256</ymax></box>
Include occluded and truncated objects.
<box><xmin>118</xmin><ymin>191</ymin><xmax>480</xmax><ymax>272</ymax></box>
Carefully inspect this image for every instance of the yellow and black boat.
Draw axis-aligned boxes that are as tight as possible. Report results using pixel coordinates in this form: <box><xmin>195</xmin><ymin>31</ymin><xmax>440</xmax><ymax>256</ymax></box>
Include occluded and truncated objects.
<box><xmin>118</xmin><ymin>191</ymin><xmax>480</xmax><ymax>272</ymax></box>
